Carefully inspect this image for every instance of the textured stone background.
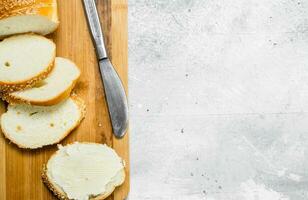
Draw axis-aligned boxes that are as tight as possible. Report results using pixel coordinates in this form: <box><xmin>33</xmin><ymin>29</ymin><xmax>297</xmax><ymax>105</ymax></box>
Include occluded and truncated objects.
<box><xmin>128</xmin><ymin>0</ymin><xmax>308</xmax><ymax>199</ymax></box>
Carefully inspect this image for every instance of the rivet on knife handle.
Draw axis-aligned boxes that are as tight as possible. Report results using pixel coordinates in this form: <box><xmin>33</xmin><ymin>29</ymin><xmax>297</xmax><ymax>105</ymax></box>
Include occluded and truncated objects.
<box><xmin>83</xmin><ymin>0</ymin><xmax>129</xmax><ymax>138</ymax></box>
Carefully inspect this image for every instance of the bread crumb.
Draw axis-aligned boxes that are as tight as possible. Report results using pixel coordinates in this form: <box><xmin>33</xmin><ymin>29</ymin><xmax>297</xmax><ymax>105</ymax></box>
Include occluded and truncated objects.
<box><xmin>29</xmin><ymin>111</ymin><xmax>38</xmax><ymax>116</ymax></box>
<box><xmin>50</xmin><ymin>123</ymin><xmax>54</xmax><ymax>127</ymax></box>
<box><xmin>16</xmin><ymin>125</ymin><xmax>22</xmax><ymax>132</ymax></box>
<box><xmin>33</xmin><ymin>81</ymin><xmax>47</xmax><ymax>88</ymax></box>
<box><xmin>4</xmin><ymin>61</ymin><xmax>10</xmax><ymax>67</ymax></box>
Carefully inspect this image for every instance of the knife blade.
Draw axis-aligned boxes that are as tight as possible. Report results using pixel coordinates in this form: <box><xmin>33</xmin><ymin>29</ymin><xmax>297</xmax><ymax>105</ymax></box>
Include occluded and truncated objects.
<box><xmin>83</xmin><ymin>0</ymin><xmax>128</xmax><ymax>138</ymax></box>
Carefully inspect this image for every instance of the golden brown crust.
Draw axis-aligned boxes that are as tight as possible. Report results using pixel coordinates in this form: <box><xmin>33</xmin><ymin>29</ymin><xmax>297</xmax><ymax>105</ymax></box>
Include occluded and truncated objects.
<box><xmin>42</xmin><ymin>166</ymin><xmax>69</xmax><ymax>200</ymax></box>
<box><xmin>0</xmin><ymin>96</ymin><xmax>86</xmax><ymax>149</ymax></box>
<box><xmin>42</xmin><ymin>167</ymin><xmax>125</xmax><ymax>200</ymax></box>
<box><xmin>42</xmin><ymin>143</ymin><xmax>125</xmax><ymax>200</ymax></box>
<box><xmin>2</xmin><ymin>73</ymin><xmax>80</xmax><ymax>106</ymax></box>
<box><xmin>0</xmin><ymin>61</ymin><xmax>54</xmax><ymax>93</ymax></box>
<box><xmin>42</xmin><ymin>165</ymin><xmax>117</xmax><ymax>200</ymax></box>
<box><xmin>70</xmin><ymin>94</ymin><xmax>87</xmax><ymax>120</ymax></box>
<box><xmin>0</xmin><ymin>34</ymin><xmax>56</xmax><ymax>92</ymax></box>
<box><xmin>0</xmin><ymin>0</ymin><xmax>57</xmax><ymax>20</ymax></box>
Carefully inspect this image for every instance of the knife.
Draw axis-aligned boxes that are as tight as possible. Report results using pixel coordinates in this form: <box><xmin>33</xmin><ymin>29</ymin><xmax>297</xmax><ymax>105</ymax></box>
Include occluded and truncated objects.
<box><xmin>83</xmin><ymin>0</ymin><xmax>128</xmax><ymax>138</ymax></box>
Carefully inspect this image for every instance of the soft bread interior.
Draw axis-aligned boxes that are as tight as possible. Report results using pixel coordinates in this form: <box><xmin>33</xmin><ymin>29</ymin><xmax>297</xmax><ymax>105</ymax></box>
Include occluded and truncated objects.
<box><xmin>0</xmin><ymin>97</ymin><xmax>85</xmax><ymax>149</ymax></box>
<box><xmin>0</xmin><ymin>0</ymin><xmax>59</xmax><ymax>38</ymax></box>
<box><xmin>45</xmin><ymin>143</ymin><xmax>125</xmax><ymax>200</ymax></box>
<box><xmin>0</xmin><ymin>34</ymin><xmax>55</xmax><ymax>84</ymax></box>
<box><xmin>9</xmin><ymin>57</ymin><xmax>80</xmax><ymax>105</ymax></box>
<box><xmin>0</xmin><ymin>15</ymin><xmax>58</xmax><ymax>38</ymax></box>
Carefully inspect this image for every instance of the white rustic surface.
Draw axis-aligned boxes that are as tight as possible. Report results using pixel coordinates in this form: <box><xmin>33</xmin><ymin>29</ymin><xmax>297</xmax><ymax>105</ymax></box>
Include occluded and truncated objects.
<box><xmin>128</xmin><ymin>0</ymin><xmax>308</xmax><ymax>199</ymax></box>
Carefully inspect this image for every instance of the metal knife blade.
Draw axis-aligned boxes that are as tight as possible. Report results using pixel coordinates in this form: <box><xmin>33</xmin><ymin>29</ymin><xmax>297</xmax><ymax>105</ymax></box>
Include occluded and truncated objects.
<box><xmin>83</xmin><ymin>0</ymin><xmax>128</xmax><ymax>138</ymax></box>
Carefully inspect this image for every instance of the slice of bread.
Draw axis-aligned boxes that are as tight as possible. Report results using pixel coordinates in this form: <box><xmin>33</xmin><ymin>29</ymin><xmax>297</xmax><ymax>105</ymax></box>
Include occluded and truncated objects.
<box><xmin>0</xmin><ymin>0</ymin><xmax>59</xmax><ymax>38</ymax></box>
<box><xmin>42</xmin><ymin>142</ymin><xmax>125</xmax><ymax>200</ymax></box>
<box><xmin>0</xmin><ymin>96</ymin><xmax>86</xmax><ymax>149</ymax></box>
<box><xmin>3</xmin><ymin>57</ymin><xmax>81</xmax><ymax>106</ymax></box>
<box><xmin>0</xmin><ymin>34</ymin><xmax>56</xmax><ymax>92</ymax></box>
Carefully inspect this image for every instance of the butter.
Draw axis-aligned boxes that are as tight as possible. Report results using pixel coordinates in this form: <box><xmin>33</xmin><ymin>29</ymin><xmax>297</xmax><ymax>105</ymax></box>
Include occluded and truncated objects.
<box><xmin>47</xmin><ymin>143</ymin><xmax>124</xmax><ymax>200</ymax></box>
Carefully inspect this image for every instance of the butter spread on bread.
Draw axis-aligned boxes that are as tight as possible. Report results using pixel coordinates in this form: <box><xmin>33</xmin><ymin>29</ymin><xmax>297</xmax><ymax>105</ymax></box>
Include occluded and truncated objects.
<box><xmin>42</xmin><ymin>142</ymin><xmax>125</xmax><ymax>200</ymax></box>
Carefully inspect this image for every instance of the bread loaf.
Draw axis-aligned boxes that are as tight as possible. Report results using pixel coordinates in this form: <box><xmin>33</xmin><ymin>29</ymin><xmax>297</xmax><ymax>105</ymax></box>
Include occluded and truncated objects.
<box><xmin>0</xmin><ymin>0</ymin><xmax>59</xmax><ymax>38</ymax></box>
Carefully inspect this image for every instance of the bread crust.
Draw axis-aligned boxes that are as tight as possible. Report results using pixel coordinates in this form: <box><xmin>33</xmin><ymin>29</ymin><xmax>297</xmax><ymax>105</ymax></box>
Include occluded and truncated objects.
<box><xmin>0</xmin><ymin>34</ymin><xmax>56</xmax><ymax>92</ymax></box>
<box><xmin>0</xmin><ymin>0</ymin><xmax>58</xmax><ymax>21</ymax></box>
<box><xmin>0</xmin><ymin>0</ymin><xmax>59</xmax><ymax>38</ymax></box>
<box><xmin>0</xmin><ymin>96</ymin><xmax>86</xmax><ymax>149</ymax></box>
<box><xmin>2</xmin><ymin>70</ymin><xmax>80</xmax><ymax>106</ymax></box>
<box><xmin>42</xmin><ymin>142</ymin><xmax>126</xmax><ymax>200</ymax></box>
<box><xmin>0</xmin><ymin>59</ymin><xmax>54</xmax><ymax>92</ymax></box>
<box><xmin>42</xmin><ymin>166</ymin><xmax>126</xmax><ymax>200</ymax></box>
<box><xmin>42</xmin><ymin>166</ymin><xmax>68</xmax><ymax>200</ymax></box>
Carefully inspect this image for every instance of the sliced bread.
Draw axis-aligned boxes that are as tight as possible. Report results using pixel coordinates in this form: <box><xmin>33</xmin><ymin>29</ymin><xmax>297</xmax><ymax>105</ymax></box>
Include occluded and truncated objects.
<box><xmin>42</xmin><ymin>142</ymin><xmax>125</xmax><ymax>200</ymax></box>
<box><xmin>3</xmin><ymin>57</ymin><xmax>81</xmax><ymax>106</ymax></box>
<box><xmin>0</xmin><ymin>96</ymin><xmax>86</xmax><ymax>149</ymax></box>
<box><xmin>0</xmin><ymin>0</ymin><xmax>59</xmax><ymax>38</ymax></box>
<box><xmin>0</xmin><ymin>34</ymin><xmax>56</xmax><ymax>92</ymax></box>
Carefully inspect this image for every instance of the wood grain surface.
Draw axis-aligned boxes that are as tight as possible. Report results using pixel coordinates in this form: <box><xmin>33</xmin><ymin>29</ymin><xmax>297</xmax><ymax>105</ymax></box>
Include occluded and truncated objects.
<box><xmin>0</xmin><ymin>0</ymin><xmax>129</xmax><ymax>199</ymax></box>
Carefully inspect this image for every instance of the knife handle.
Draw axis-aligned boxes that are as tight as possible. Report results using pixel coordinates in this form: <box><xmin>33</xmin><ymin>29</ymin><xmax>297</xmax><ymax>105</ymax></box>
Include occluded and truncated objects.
<box><xmin>83</xmin><ymin>0</ymin><xmax>108</xmax><ymax>60</ymax></box>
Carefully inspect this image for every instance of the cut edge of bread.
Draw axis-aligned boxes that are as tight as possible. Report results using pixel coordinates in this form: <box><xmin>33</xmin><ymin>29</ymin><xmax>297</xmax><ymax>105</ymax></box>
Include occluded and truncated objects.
<box><xmin>2</xmin><ymin>80</ymin><xmax>76</xmax><ymax>105</ymax></box>
<box><xmin>0</xmin><ymin>34</ymin><xmax>56</xmax><ymax>93</ymax></box>
<box><xmin>2</xmin><ymin>67</ymin><xmax>80</xmax><ymax>106</ymax></box>
<box><xmin>0</xmin><ymin>60</ymin><xmax>54</xmax><ymax>93</ymax></box>
<box><xmin>0</xmin><ymin>15</ymin><xmax>60</xmax><ymax>39</ymax></box>
<box><xmin>0</xmin><ymin>0</ymin><xmax>59</xmax><ymax>38</ymax></box>
<box><xmin>1</xmin><ymin>95</ymin><xmax>86</xmax><ymax>149</ymax></box>
<box><xmin>41</xmin><ymin>142</ymin><xmax>126</xmax><ymax>200</ymax></box>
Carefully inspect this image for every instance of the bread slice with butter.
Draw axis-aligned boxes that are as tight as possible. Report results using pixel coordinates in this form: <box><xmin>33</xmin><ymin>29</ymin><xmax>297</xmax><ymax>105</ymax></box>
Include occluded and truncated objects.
<box><xmin>3</xmin><ymin>57</ymin><xmax>81</xmax><ymax>106</ymax></box>
<box><xmin>0</xmin><ymin>96</ymin><xmax>85</xmax><ymax>149</ymax></box>
<box><xmin>42</xmin><ymin>142</ymin><xmax>125</xmax><ymax>200</ymax></box>
<box><xmin>0</xmin><ymin>0</ymin><xmax>59</xmax><ymax>38</ymax></box>
<box><xmin>0</xmin><ymin>34</ymin><xmax>56</xmax><ymax>92</ymax></box>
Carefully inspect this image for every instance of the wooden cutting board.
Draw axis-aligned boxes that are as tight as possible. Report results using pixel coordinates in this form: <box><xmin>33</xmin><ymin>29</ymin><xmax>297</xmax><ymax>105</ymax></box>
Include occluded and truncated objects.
<box><xmin>0</xmin><ymin>0</ymin><xmax>129</xmax><ymax>199</ymax></box>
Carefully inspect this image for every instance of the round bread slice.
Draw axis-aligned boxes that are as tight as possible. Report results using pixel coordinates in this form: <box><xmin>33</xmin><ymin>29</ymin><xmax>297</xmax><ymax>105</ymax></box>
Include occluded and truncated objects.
<box><xmin>0</xmin><ymin>96</ymin><xmax>86</xmax><ymax>149</ymax></box>
<box><xmin>0</xmin><ymin>34</ymin><xmax>56</xmax><ymax>92</ymax></box>
<box><xmin>3</xmin><ymin>57</ymin><xmax>81</xmax><ymax>106</ymax></box>
<box><xmin>42</xmin><ymin>142</ymin><xmax>126</xmax><ymax>200</ymax></box>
